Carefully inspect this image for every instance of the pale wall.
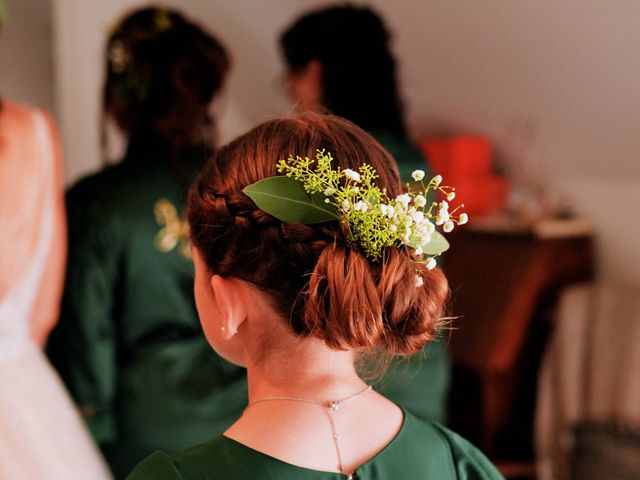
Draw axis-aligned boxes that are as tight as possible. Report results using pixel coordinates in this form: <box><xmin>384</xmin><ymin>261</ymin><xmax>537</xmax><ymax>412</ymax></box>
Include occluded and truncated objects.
<box><xmin>52</xmin><ymin>0</ymin><xmax>640</xmax><ymax>283</ymax></box>
<box><xmin>0</xmin><ymin>0</ymin><xmax>53</xmax><ymax>111</ymax></box>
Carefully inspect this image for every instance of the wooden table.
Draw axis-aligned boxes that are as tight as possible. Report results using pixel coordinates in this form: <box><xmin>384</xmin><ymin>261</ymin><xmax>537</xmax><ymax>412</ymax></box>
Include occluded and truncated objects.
<box><xmin>443</xmin><ymin>229</ymin><xmax>594</xmax><ymax>468</ymax></box>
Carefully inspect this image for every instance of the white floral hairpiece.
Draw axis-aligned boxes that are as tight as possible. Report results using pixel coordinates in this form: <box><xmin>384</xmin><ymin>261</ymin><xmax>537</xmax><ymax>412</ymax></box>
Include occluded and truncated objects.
<box><xmin>243</xmin><ymin>150</ymin><xmax>468</xmax><ymax>277</ymax></box>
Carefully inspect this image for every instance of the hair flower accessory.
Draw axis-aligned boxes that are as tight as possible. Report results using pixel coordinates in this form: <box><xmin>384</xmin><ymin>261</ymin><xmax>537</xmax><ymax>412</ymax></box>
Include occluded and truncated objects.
<box><xmin>242</xmin><ymin>150</ymin><xmax>467</xmax><ymax>269</ymax></box>
<box><xmin>108</xmin><ymin>40</ymin><xmax>131</xmax><ymax>73</ymax></box>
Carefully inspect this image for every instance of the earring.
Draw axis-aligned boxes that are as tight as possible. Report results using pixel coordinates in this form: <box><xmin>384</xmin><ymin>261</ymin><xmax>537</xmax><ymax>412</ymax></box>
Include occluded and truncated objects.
<box><xmin>221</xmin><ymin>326</ymin><xmax>225</xmax><ymax>332</ymax></box>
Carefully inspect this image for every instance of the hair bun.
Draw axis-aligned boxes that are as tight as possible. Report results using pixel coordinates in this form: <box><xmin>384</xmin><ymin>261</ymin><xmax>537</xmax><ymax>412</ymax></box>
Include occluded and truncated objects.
<box><xmin>188</xmin><ymin>113</ymin><xmax>450</xmax><ymax>360</ymax></box>
<box><xmin>302</xmin><ymin>245</ymin><xmax>448</xmax><ymax>356</ymax></box>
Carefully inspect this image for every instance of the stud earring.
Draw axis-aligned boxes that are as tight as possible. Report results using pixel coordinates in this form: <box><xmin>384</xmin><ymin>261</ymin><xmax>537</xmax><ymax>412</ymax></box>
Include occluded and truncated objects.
<box><xmin>221</xmin><ymin>326</ymin><xmax>225</xmax><ymax>332</ymax></box>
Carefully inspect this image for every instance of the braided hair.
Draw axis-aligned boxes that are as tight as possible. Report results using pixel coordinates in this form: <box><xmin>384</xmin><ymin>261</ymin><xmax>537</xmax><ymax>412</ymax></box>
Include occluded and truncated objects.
<box><xmin>188</xmin><ymin>112</ymin><xmax>449</xmax><ymax>356</ymax></box>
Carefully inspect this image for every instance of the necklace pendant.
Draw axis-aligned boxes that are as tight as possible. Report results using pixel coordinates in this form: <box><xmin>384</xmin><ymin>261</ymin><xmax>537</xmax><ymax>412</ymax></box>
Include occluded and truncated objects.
<box><xmin>329</xmin><ymin>401</ymin><xmax>341</xmax><ymax>411</ymax></box>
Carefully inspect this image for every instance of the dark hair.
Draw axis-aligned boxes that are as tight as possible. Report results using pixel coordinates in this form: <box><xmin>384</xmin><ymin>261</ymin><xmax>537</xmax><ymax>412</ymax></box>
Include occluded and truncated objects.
<box><xmin>280</xmin><ymin>4</ymin><xmax>407</xmax><ymax>138</ymax></box>
<box><xmin>102</xmin><ymin>6</ymin><xmax>229</xmax><ymax>152</ymax></box>
<box><xmin>188</xmin><ymin>112</ymin><xmax>448</xmax><ymax>356</ymax></box>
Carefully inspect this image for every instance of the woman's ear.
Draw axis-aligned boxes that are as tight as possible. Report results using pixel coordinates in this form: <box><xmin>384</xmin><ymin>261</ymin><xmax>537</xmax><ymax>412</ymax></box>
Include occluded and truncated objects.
<box><xmin>210</xmin><ymin>275</ymin><xmax>247</xmax><ymax>340</ymax></box>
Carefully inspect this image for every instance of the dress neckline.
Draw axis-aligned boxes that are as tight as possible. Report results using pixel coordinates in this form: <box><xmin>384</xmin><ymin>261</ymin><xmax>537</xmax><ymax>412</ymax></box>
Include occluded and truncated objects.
<box><xmin>221</xmin><ymin>406</ymin><xmax>409</xmax><ymax>477</ymax></box>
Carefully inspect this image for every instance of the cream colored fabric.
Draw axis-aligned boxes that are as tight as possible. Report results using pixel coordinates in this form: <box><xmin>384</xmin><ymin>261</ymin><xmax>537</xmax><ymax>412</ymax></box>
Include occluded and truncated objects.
<box><xmin>0</xmin><ymin>102</ymin><xmax>49</xmax><ymax>301</ymax></box>
<box><xmin>0</xmin><ymin>346</ymin><xmax>113</xmax><ymax>478</ymax></box>
<box><xmin>536</xmin><ymin>282</ymin><xmax>640</xmax><ymax>480</ymax></box>
<box><xmin>0</xmin><ymin>106</ymin><xmax>53</xmax><ymax>350</ymax></box>
<box><xmin>0</xmin><ymin>103</ymin><xmax>112</xmax><ymax>479</ymax></box>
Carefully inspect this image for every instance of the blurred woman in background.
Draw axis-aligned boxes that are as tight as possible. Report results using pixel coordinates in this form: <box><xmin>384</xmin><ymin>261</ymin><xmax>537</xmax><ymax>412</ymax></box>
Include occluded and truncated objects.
<box><xmin>280</xmin><ymin>4</ymin><xmax>430</xmax><ymax>181</ymax></box>
<box><xmin>0</xmin><ymin>1</ymin><xmax>111</xmax><ymax>476</ymax></box>
<box><xmin>48</xmin><ymin>7</ymin><xmax>246</xmax><ymax>477</ymax></box>
<box><xmin>279</xmin><ymin>4</ymin><xmax>449</xmax><ymax>425</ymax></box>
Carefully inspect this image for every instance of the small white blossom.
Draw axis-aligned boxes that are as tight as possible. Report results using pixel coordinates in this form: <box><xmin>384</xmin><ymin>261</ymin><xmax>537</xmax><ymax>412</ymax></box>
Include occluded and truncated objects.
<box><xmin>426</xmin><ymin>257</ymin><xmax>437</xmax><ymax>270</ymax></box>
<box><xmin>439</xmin><ymin>200</ymin><xmax>449</xmax><ymax>211</ymax></box>
<box><xmin>390</xmin><ymin>224</ymin><xmax>398</xmax><ymax>232</ymax></box>
<box><xmin>343</xmin><ymin>169</ymin><xmax>361</xmax><ymax>182</ymax></box>
<box><xmin>324</xmin><ymin>187</ymin><xmax>336</xmax><ymax>195</ymax></box>
<box><xmin>447</xmin><ymin>191</ymin><xmax>456</xmax><ymax>201</ymax></box>
<box><xmin>412</xmin><ymin>210</ymin><xmax>424</xmax><ymax>223</ymax></box>
<box><xmin>414</xmin><ymin>194</ymin><xmax>427</xmax><ymax>208</ymax></box>
<box><xmin>435</xmin><ymin>214</ymin><xmax>445</xmax><ymax>225</ymax></box>
<box><xmin>396</xmin><ymin>193</ymin><xmax>410</xmax><ymax>208</ymax></box>
<box><xmin>436</xmin><ymin>209</ymin><xmax>450</xmax><ymax>225</ymax></box>
<box><xmin>380</xmin><ymin>204</ymin><xmax>388</xmax><ymax>216</ymax></box>
<box><xmin>433</xmin><ymin>175</ymin><xmax>443</xmax><ymax>186</ymax></box>
<box><xmin>443</xmin><ymin>220</ymin><xmax>455</xmax><ymax>233</ymax></box>
<box><xmin>354</xmin><ymin>200</ymin><xmax>368</xmax><ymax>212</ymax></box>
<box><xmin>415</xmin><ymin>274</ymin><xmax>424</xmax><ymax>288</ymax></box>
<box><xmin>386</xmin><ymin>205</ymin><xmax>395</xmax><ymax>218</ymax></box>
<box><xmin>425</xmin><ymin>221</ymin><xmax>436</xmax><ymax>233</ymax></box>
<box><xmin>405</xmin><ymin>225</ymin><xmax>412</xmax><ymax>237</ymax></box>
<box><xmin>352</xmin><ymin>186</ymin><xmax>360</xmax><ymax>193</ymax></box>
<box><xmin>458</xmin><ymin>213</ymin><xmax>469</xmax><ymax>225</ymax></box>
<box><xmin>341</xmin><ymin>199</ymin><xmax>350</xmax><ymax>212</ymax></box>
<box><xmin>411</xmin><ymin>169</ymin><xmax>425</xmax><ymax>182</ymax></box>
<box><xmin>324</xmin><ymin>198</ymin><xmax>331</xmax><ymax>203</ymax></box>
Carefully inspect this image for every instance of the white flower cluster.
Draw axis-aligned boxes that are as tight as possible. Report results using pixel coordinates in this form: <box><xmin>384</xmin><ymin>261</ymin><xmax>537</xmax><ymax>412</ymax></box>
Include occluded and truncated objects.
<box><xmin>388</xmin><ymin>193</ymin><xmax>437</xmax><ymax>260</ymax></box>
<box><xmin>344</xmin><ymin>169</ymin><xmax>468</xmax><ymax>275</ymax></box>
<box><xmin>343</xmin><ymin>168</ymin><xmax>361</xmax><ymax>182</ymax></box>
<box><xmin>275</xmin><ymin>151</ymin><xmax>469</xmax><ymax>289</ymax></box>
<box><xmin>407</xmin><ymin>170</ymin><xmax>469</xmax><ymax>288</ymax></box>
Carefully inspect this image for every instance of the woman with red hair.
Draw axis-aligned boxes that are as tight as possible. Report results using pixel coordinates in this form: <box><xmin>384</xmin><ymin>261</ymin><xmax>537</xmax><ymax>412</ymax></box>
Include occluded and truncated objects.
<box><xmin>128</xmin><ymin>112</ymin><xmax>501</xmax><ymax>480</ymax></box>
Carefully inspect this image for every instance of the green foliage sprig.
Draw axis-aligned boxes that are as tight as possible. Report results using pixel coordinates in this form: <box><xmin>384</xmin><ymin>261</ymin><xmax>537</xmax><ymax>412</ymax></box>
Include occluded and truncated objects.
<box><xmin>243</xmin><ymin>150</ymin><xmax>468</xmax><ymax>270</ymax></box>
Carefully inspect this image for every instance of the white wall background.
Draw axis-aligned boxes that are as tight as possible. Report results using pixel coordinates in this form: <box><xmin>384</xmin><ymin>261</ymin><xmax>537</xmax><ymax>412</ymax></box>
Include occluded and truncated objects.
<box><xmin>0</xmin><ymin>0</ymin><xmax>53</xmax><ymax>111</ymax></box>
<box><xmin>51</xmin><ymin>0</ymin><xmax>639</xmax><ymax>283</ymax></box>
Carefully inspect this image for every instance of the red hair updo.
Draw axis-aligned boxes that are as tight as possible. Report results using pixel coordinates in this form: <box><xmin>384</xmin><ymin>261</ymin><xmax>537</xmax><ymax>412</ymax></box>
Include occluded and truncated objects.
<box><xmin>188</xmin><ymin>112</ymin><xmax>449</xmax><ymax>356</ymax></box>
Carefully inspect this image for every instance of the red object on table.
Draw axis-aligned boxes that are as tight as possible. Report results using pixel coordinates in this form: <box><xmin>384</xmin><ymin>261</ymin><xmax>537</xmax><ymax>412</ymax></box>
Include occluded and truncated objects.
<box><xmin>445</xmin><ymin>175</ymin><xmax>509</xmax><ymax>217</ymax></box>
<box><xmin>420</xmin><ymin>136</ymin><xmax>492</xmax><ymax>177</ymax></box>
<box><xmin>419</xmin><ymin>136</ymin><xmax>508</xmax><ymax>217</ymax></box>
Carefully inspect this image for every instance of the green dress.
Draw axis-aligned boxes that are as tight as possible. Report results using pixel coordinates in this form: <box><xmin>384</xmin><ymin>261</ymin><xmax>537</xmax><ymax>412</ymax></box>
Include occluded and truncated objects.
<box><xmin>373</xmin><ymin>131</ymin><xmax>430</xmax><ymax>183</ymax></box>
<box><xmin>371</xmin><ymin>131</ymin><xmax>451</xmax><ymax>425</ymax></box>
<box><xmin>48</xmin><ymin>135</ymin><xmax>247</xmax><ymax>478</ymax></box>
<box><xmin>126</xmin><ymin>409</ymin><xmax>504</xmax><ymax>479</ymax></box>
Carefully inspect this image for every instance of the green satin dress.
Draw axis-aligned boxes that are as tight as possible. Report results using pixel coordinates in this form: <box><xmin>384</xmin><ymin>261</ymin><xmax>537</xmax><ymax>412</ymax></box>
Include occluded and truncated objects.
<box><xmin>47</xmin><ymin>135</ymin><xmax>247</xmax><ymax>478</ymax></box>
<box><xmin>126</xmin><ymin>409</ymin><xmax>504</xmax><ymax>480</ymax></box>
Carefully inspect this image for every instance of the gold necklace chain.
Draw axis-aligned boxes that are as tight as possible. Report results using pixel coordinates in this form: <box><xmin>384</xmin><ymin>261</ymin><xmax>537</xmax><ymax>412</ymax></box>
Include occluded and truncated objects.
<box><xmin>245</xmin><ymin>385</ymin><xmax>373</xmax><ymax>478</ymax></box>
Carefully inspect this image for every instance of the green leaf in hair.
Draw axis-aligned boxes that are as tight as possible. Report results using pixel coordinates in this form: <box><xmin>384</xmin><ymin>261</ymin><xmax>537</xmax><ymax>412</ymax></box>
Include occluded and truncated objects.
<box><xmin>242</xmin><ymin>176</ymin><xmax>338</xmax><ymax>224</ymax></box>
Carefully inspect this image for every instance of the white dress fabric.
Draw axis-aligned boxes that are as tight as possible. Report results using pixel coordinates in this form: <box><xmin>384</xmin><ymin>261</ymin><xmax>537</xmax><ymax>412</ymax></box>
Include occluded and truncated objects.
<box><xmin>0</xmin><ymin>110</ymin><xmax>112</xmax><ymax>479</ymax></box>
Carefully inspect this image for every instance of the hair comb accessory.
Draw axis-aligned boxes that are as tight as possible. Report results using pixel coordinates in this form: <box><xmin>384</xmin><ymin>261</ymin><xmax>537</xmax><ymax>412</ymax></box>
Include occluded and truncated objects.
<box><xmin>243</xmin><ymin>150</ymin><xmax>467</xmax><ymax>272</ymax></box>
<box><xmin>108</xmin><ymin>40</ymin><xmax>131</xmax><ymax>73</ymax></box>
<box><xmin>154</xmin><ymin>8</ymin><xmax>172</xmax><ymax>31</ymax></box>
<box><xmin>107</xmin><ymin>8</ymin><xmax>173</xmax><ymax>75</ymax></box>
